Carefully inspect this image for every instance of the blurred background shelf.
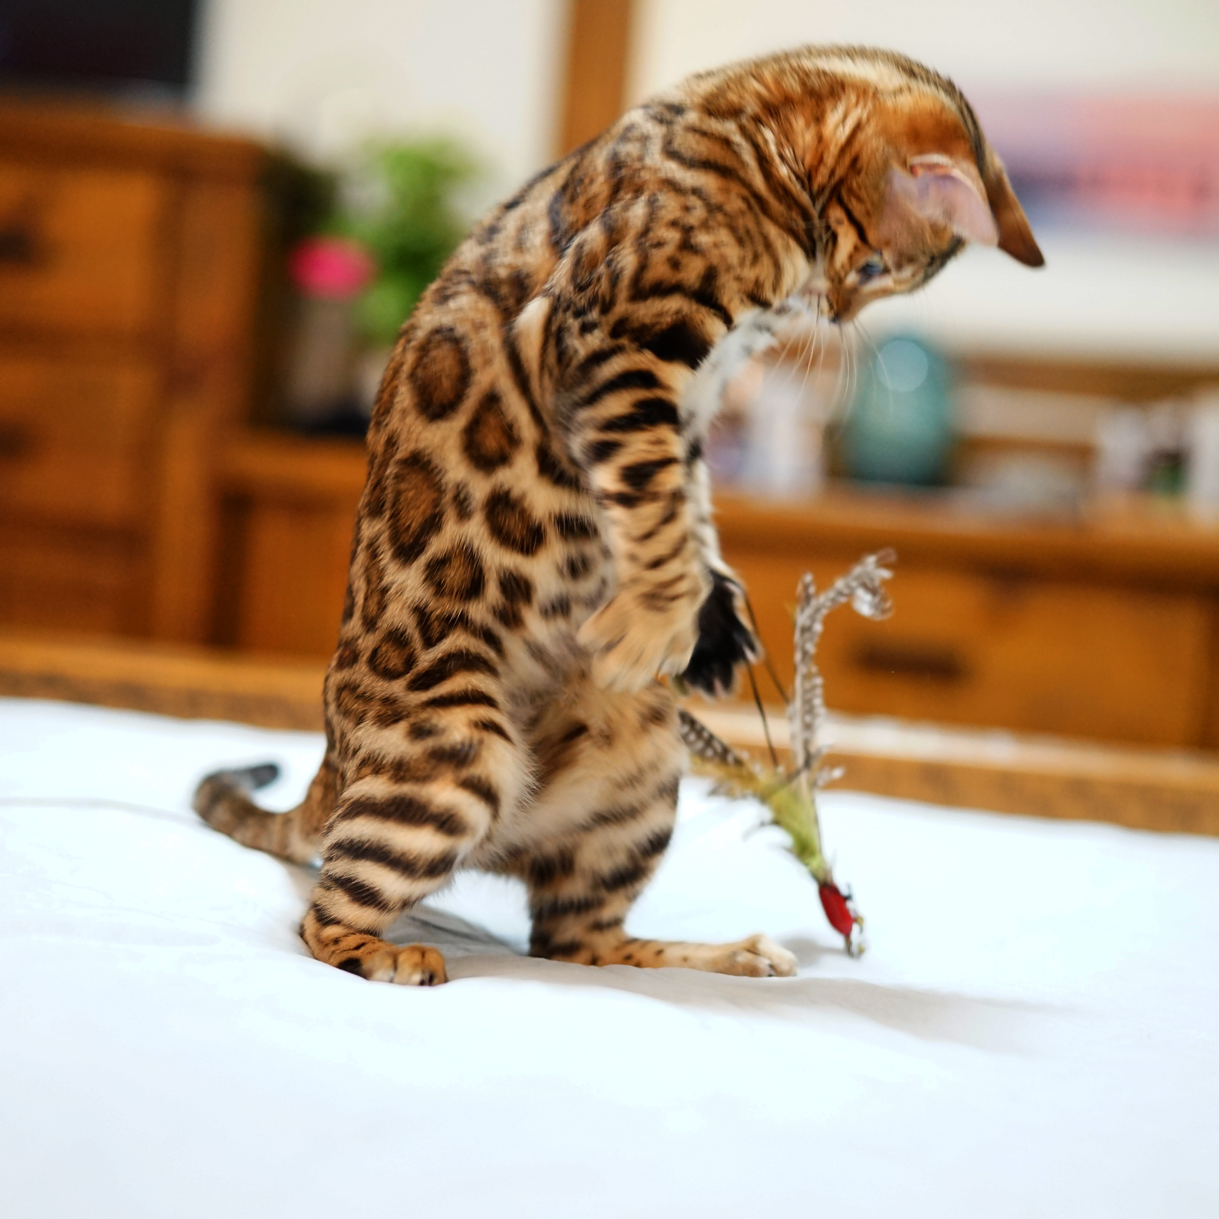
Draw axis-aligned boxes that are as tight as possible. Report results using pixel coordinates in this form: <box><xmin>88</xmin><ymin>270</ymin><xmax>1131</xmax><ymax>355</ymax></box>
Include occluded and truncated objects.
<box><xmin>719</xmin><ymin>491</ymin><xmax>1219</xmax><ymax>752</ymax></box>
<box><xmin>210</xmin><ymin>428</ymin><xmax>1219</xmax><ymax>752</ymax></box>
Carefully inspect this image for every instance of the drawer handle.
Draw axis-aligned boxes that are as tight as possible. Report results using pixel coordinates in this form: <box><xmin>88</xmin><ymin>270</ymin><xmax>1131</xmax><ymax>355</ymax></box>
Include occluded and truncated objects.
<box><xmin>851</xmin><ymin>641</ymin><xmax>968</xmax><ymax>683</ymax></box>
<box><xmin>0</xmin><ymin>193</ymin><xmax>46</xmax><ymax>266</ymax></box>
<box><xmin>0</xmin><ymin>422</ymin><xmax>34</xmax><ymax>458</ymax></box>
<box><xmin>0</xmin><ymin>224</ymin><xmax>39</xmax><ymax>266</ymax></box>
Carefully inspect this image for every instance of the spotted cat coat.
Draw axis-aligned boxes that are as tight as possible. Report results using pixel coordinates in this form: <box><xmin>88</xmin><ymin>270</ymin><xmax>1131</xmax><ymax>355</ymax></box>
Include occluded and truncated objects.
<box><xmin>195</xmin><ymin>45</ymin><xmax>1042</xmax><ymax>984</ymax></box>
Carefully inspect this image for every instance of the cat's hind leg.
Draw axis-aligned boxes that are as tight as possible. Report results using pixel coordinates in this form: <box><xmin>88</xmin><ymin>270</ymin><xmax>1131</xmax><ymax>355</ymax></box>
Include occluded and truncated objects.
<box><xmin>302</xmin><ymin>703</ymin><xmax>527</xmax><ymax>985</ymax></box>
<box><xmin>193</xmin><ymin>745</ymin><xmax>449</xmax><ymax>981</ymax></box>
<box><xmin>519</xmin><ymin>679</ymin><xmax>796</xmax><ymax>978</ymax></box>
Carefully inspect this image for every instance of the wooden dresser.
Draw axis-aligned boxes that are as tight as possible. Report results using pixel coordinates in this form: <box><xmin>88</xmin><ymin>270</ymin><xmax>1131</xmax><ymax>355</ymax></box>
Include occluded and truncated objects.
<box><xmin>0</xmin><ymin>103</ymin><xmax>266</xmax><ymax>644</ymax></box>
<box><xmin>218</xmin><ymin>429</ymin><xmax>1219</xmax><ymax>752</ymax></box>
<box><xmin>717</xmin><ymin>492</ymin><xmax>1219</xmax><ymax>751</ymax></box>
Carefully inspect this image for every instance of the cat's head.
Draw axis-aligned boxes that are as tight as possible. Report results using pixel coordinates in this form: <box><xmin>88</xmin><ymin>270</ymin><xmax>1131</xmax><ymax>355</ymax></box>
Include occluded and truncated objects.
<box><xmin>745</xmin><ymin>48</ymin><xmax>1043</xmax><ymax>321</ymax></box>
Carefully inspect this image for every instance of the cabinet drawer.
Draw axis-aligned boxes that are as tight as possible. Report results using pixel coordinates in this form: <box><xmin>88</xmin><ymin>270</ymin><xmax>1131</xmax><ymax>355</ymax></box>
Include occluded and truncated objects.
<box><xmin>0</xmin><ymin>527</ymin><xmax>139</xmax><ymax>636</ymax></box>
<box><xmin>726</xmin><ymin>551</ymin><xmax>1213</xmax><ymax>747</ymax></box>
<box><xmin>0</xmin><ymin>162</ymin><xmax>167</xmax><ymax>337</ymax></box>
<box><xmin>0</xmin><ymin>354</ymin><xmax>159</xmax><ymax>530</ymax></box>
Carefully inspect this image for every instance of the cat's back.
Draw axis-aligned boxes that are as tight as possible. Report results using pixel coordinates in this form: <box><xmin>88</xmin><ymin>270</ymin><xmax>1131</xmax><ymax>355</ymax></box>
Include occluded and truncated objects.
<box><xmin>365</xmin><ymin>83</ymin><xmax>769</xmax><ymax>446</ymax></box>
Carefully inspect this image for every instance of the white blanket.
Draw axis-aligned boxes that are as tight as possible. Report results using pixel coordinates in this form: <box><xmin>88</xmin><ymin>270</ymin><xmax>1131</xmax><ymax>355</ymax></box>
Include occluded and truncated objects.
<box><xmin>1</xmin><ymin>697</ymin><xmax>1216</xmax><ymax>1218</ymax></box>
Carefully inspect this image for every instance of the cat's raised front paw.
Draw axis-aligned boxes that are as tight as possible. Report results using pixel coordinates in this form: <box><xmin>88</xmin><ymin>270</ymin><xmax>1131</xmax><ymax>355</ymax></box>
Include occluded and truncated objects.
<box><xmin>579</xmin><ymin>589</ymin><xmax>700</xmax><ymax>692</ymax></box>
<box><xmin>680</xmin><ymin>569</ymin><xmax>759</xmax><ymax>697</ymax></box>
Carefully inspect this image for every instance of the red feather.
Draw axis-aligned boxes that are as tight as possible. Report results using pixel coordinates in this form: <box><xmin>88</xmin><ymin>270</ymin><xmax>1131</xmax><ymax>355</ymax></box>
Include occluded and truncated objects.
<box><xmin>818</xmin><ymin>882</ymin><xmax>857</xmax><ymax>938</ymax></box>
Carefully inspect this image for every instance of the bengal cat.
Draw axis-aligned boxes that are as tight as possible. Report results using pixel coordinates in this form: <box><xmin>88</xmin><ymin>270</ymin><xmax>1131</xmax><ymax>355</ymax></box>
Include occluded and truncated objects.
<box><xmin>195</xmin><ymin>46</ymin><xmax>1042</xmax><ymax>985</ymax></box>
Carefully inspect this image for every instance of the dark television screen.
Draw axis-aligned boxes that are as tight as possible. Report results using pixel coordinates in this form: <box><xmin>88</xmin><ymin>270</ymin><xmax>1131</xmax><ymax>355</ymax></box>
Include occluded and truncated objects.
<box><xmin>0</xmin><ymin>1</ymin><xmax>198</xmax><ymax>95</ymax></box>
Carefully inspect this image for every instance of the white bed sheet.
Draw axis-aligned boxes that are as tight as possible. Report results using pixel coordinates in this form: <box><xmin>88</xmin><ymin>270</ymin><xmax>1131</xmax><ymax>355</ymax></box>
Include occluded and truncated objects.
<box><xmin>1</xmin><ymin>697</ymin><xmax>1217</xmax><ymax>1218</ymax></box>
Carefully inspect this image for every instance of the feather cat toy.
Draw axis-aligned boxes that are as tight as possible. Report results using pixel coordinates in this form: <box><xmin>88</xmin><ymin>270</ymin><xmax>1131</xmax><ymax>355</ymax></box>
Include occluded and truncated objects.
<box><xmin>678</xmin><ymin>551</ymin><xmax>896</xmax><ymax>957</ymax></box>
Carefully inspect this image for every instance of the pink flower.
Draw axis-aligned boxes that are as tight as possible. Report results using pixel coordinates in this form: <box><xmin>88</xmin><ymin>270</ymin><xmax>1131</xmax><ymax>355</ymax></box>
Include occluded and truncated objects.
<box><xmin>288</xmin><ymin>236</ymin><xmax>376</xmax><ymax>300</ymax></box>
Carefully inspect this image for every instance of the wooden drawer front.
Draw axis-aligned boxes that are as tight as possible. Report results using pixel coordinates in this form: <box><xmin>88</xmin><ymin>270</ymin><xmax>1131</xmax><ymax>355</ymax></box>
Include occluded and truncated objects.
<box><xmin>726</xmin><ymin>550</ymin><xmax>1212</xmax><ymax>748</ymax></box>
<box><xmin>0</xmin><ymin>527</ymin><xmax>139</xmax><ymax>636</ymax></box>
<box><xmin>0</xmin><ymin>355</ymin><xmax>159</xmax><ymax>530</ymax></box>
<box><xmin>224</xmin><ymin>494</ymin><xmax>359</xmax><ymax>658</ymax></box>
<box><xmin>0</xmin><ymin>162</ymin><xmax>167</xmax><ymax>337</ymax></box>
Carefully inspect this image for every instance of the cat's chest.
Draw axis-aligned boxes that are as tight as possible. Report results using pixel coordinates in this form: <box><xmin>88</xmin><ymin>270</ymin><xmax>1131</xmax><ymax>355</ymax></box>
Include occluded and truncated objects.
<box><xmin>680</xmin><ymin>297</ymin><xmax>811</xmax><ymax>435</ymax></box>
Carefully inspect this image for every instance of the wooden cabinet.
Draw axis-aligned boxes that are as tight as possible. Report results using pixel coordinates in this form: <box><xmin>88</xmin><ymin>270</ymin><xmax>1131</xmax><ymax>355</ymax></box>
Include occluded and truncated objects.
<box><xmin>0</xmin><ymin>161</ymin><xmax>169</xmax><ymax>336</ymax></box>
<box><xmin>732</xmin><ymin>551</ymin><xmax>1212</xmax><ymax>749</ymax></box>
<box><xmin>0</xmin><ymin>354</ymin><xmax>159</xmax><ymax>529</ymax></box>
<box><xmin>0</xmin><ymin>103</ymin><xmax>266</xmax><ymax>643</ymax></box>
<box><xmin>716</xmin><ymin>494</ymin><xmax>1219</xmax><ymax>750</ymax></box>
<box><xmin>217</xmin><ymin>430</ymin><xmax>1219</xmax><ymax>751</ymax></box>
<box><xmin>218</xmin><ymin>433</ymin><xmax>364</xmax><ymax>657</ymax></box>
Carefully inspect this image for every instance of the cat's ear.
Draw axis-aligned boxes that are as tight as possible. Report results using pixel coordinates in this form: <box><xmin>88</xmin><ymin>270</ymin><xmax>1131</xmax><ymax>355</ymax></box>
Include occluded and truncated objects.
<box><xmin>884</xmin><ymin>153</ymin><xmax>1045</xmax><ymax>268</ymax></box>
<box><xmin>885</xmin><ymin>154</ymin><xmax>999</xmax><ymax>247</ymax></box>
<box><xmin>982</xmin><ymin>157</ymin><xmax>1045</xmax><ymax>268</ymax></box>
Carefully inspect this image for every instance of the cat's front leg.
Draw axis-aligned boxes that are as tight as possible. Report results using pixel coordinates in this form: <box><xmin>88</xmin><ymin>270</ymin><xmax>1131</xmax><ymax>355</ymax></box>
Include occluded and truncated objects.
<box><xmin>558</xmin><ymin>364</ymin><xmax>709</xmax><ymax>689</ymax></box>
<box><xmin>680</xmin><ymin>567</ymin><xmax>759</xmax><ymax>697</ymax></box>
<box><xmin>577</xmin><ymin>473</ymin><xmax>709</xmax><ymax>692</ymax></box>
<box><xmin>679</xmin><ymin>453</ymin><xmax>759</xmax><ymax>697</ymax></box>
<box><xmin>668</xmin><ymin>304</ymin><xmax>800</xmax><ymax>697</ymax></box>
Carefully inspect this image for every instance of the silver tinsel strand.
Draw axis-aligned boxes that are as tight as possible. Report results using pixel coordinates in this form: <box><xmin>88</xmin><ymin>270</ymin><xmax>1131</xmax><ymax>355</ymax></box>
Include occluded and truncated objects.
<box><xmin>787</xmin><ymin>550</ymin><xmax>895</xmax><ymax>792</ymax></box>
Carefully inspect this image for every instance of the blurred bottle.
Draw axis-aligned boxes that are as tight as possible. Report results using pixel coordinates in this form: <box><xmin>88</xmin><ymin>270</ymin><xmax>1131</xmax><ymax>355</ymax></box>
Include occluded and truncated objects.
<box><xmin>1093</xmin><ymin>407</ymin><xmax>1151</xmax><ymax>492</ymax></box>
<box><xmin>1186</xmin><ymin>391</ymin><xmax>1219</xmax><ymax>518</ymax></box>
<box><xmin>736</xmin><ymin>354</ymin><xmax>827</xmax><ymax>499</ymax></box>
<box><xmin>1144</xmin><ymin>401</ymin><xmax>1187</xmax><ymax>497</ymax></box>
<box><xmin>282</xmin><ymin>236</ymin><xmax>376</xmax><ymax>429</ymax></box>
<box><xmin>840</xmin><ymin>335</ymin><xmax>953</xmax><ymax>485</ymax></box>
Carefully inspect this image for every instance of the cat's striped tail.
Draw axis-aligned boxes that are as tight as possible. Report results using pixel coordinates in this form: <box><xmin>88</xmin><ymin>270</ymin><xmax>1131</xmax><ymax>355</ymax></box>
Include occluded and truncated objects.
<box><xmin>193</xmin><ymin>757</ymin><xmax>337</xmax><ymax>864</ymax></box>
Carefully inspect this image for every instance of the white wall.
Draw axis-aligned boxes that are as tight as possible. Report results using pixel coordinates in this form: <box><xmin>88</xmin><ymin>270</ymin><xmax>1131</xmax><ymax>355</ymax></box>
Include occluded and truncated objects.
<box><xmin>629</xmin><ymin>1</ymin><xmax>1219</xmax><ymax>362</ymax></box>
<box><xmin>190</xmin><ymin>0</ymin><xmax>1218</xmax><ymax>360</ymax></box>
<box><xmin>629</xmin><ymin>0</ymin><xmax>1219</xmax><ymax>101</ymax></box>
<box><xmin>193</xmin><ymin>0</ymin><xmax>567</xmax><ymax>204</ymax></box>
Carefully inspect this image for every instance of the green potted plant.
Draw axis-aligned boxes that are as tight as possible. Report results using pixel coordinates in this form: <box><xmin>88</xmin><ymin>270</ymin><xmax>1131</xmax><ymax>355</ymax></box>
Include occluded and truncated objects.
<box><xmin>284</xmin><ymin>136</ymin><xmax>480</xmax><ymax>431</ymax></box>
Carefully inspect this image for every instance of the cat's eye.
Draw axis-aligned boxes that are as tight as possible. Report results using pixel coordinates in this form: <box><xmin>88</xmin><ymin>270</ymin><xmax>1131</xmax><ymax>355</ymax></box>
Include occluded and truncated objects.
<box><xmin>857</xmin><ymin>255</ymin><xmax>887</xmax><ymax>283</ymax></box>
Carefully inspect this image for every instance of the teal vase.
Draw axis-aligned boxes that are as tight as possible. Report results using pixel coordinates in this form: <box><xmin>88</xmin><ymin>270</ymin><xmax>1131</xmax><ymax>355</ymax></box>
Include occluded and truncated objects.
<box><xmin>842</xmin><ymin>335</ymin><xmax>954</xmax><ymax>485</ymax></box>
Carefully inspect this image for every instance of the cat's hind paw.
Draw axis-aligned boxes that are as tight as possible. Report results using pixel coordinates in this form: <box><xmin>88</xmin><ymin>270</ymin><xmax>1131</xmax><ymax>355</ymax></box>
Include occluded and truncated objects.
<box><xmin>337</xmin><ymin>943</ymin><xmax>448</xmax><ymax>986</ymax></box>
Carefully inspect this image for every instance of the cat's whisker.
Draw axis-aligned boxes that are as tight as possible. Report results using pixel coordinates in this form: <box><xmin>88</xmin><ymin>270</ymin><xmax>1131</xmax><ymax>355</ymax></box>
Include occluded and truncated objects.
<box><xmin>852</xmin><ymin>317</ymin><xmax>882</xmax><ymax>367</ymax></box>
<box><xmin>782</xmin><ymin>320</ymin><xmax>812</xmax><ymax>394</ymax></box>
<box><xmin>774</xmin><ymin>321</ymin><xmax>814</xmax><ymax>397</ymax></box>
<box><xmin>793</xmin><ymin>317</ymin><xmax>821</xmax><ymax>416</ymax></box>
<box><xmin>847</xmin><ymin>332</ymin><xmax>862</xmax><ymax>419</ymax></box>
<box><xmin>814</xmin><ymin>310</ymin><xmax>835</xmax><ymax>429</ymax></box>
<box><xmin>835</xmin><ymin>327</ymin><xmax>856</xmax><ymax>422</ymax></box>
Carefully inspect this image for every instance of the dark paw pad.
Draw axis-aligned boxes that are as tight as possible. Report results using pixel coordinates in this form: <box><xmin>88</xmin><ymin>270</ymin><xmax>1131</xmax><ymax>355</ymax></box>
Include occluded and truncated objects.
<box><xmin>680</xmin><ymin>571</ymin><xmax>758</xmax><ymax>697</ymax></box>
